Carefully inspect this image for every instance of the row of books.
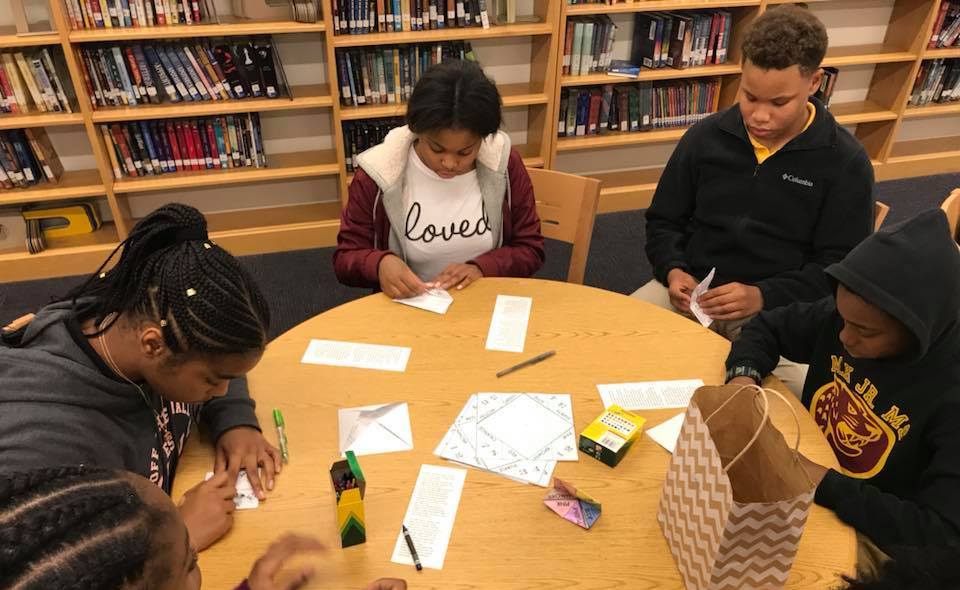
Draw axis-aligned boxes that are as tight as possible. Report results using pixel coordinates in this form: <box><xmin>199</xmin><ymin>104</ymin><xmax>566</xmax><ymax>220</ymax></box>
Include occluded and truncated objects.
<box><xmin>332</xmin><ymin>0</ymin><xmax>521</xmax><ymax>34</ymax></box>
<box><xmin>814</xmin><ymin>66</ymin><xmax>838</xmax><ymax>108</ymax></box>
<box><xmin>64</xmin><ymin>0</ymin><xmax>219</xmax><ymax>30</ymax></box>
<box><xmin>336</xmin><ymin>42</ymin><xmax>476</xmax><ymax>106</ymax></box>
<box><xmin>0</xmin><ymin>128</ymin><xmax>64</xmax><ymax>189</ymax></box>
<box><xmin>563</xmin><ymin>16</ymin><xmax>617</xmax><ymax>77</ymax></box>
<box><xmin>77</xmin><ymin>38</ymin><xmax>289</xmax><ymax>109</ymax></box>
<box><xmin>909</xmin><ymin>59</ymin><xmax>960</xmax><ymax>106</ymax></box>
<box><xmin>1</xmin><ymin>49</ymin><xmax>75</xmax><ymax>114</ymax></box>
<box><xmin>930</xmin><ymin>1</ymin><xmax>960</xmax><ymax>48</ymax></box>
<box><xmin>632</xmin><ymin>11</ymin><xmax>733</xmax><ymax>70</ymax></box>
<box><xmin>99</xmin><ymin>113</ymin><xmax>266</xmax><ymax>179</ymax></box>
<box><xmin>557</xmin><ymin>79</ymin><xmax>721</xmax><ymax>136</ymax></box>
<box><xmin>343</xmin><ymin>118</ymin><xmax>403</xmax><ymax>171</ymax></box>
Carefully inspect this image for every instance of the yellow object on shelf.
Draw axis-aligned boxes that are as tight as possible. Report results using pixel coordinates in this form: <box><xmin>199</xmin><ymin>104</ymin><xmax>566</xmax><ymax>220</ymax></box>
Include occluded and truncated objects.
<box><xmin>21</xmin><ymin>203</ymin><xmax>101</xmax><ymax>239</ymax></box>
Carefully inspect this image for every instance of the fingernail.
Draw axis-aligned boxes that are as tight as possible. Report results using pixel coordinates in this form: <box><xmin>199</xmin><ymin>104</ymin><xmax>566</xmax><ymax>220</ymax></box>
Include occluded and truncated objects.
<box><xmin>259</xmin><ymin>491</ymin><xmax>266</xmax><ymax>499</ymax></box>
<box><xmin>268</xmin><ymin>480</ymin><xmax>274</xmax><ymax>490</ymax></box>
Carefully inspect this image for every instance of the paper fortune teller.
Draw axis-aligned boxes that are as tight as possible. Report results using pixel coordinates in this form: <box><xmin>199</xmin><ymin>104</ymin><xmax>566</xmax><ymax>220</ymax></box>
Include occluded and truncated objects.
<box><xmin>543</xmin><ymin>478</ymin><xmax>601</xmax><ymax>529</ymax></box>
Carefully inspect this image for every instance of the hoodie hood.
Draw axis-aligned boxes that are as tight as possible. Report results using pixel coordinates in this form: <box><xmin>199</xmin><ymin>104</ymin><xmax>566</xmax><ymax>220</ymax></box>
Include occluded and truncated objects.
<box><xmin>17</xmin><ymin>299</ymin><xmax>92</xmax><ymax>362</ymax></box>
<box><xmin>825</xmin><ymin>209</ymin><xmax>960</xmax><ymax>362</ymax></box>
<box><xmin>355</xmin><ymin>125</ymin><xmax>512</xmax><ymax>192</ymax></box>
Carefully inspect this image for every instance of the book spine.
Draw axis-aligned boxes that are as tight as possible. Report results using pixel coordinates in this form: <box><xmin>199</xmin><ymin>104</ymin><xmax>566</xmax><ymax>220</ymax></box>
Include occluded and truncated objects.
<box><xmin>143</xmin><ymin>45</ymin><xmax>180</xmax><ymax>102</ymax></box>
<box><xmin>152</xmin><ymin>45</ymin><xmax>190</xmax><ymax>101</ymax></box>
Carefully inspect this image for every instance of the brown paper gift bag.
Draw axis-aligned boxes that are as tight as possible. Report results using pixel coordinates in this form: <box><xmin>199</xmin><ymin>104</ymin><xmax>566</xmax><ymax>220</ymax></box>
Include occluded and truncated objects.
<box><xmin>657</xmin><ymin>384</ymin><xmax>816</xmax><ymax>590</ymax></box>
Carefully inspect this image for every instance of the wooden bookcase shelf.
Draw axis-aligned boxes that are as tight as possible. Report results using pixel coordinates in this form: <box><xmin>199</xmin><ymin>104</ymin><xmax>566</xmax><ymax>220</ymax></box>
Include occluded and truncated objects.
<box><xmin>821</xmin><ymin>44</ymin><xmax>917</xmax><ymax>67</ymax></box>
<box><xmin>112</xmin><ymin>150</ymin><xmax>339</xmax><ymax>194</ymax></box>
<box><xmin>0</xmin><ymin>221</ymin><xmax>119</xmax><ymax>282</ymax></box>
<box><xmin>566</xmin><ymin>0</ymin><xmax>761</xmax><ymax>15</ymax></box>
<box><xmin>924</xmin><ymin>47</ymin><xmax>960</xmax><ymax>58</ymax></box>
<box><xmin>68</xmin><ymin>17</ymin><xmax>326</xmax><ymax>42</ymax></box>
<box><xmin>557</xmin><ymin>128</ymin><xmax>690</xmax><ymax>151</ymax></box>
<box><xmin>4</xmin><ymin>0</ymin><xmax>960</xmax><ymax>281</ymax></box>
<box><xmin>0</xmin><ymin>169</ymin><xmax>104</xmax><ymax>206</ymax></box>
<box><xmin>903</xmin><ymin>102</ymin><xmax>960</xmax><ymax>118</ymax></box>
<box><xmin>338</xmin><ymin>82</ymin><xmax>548</xmax><ymax>121</ymax></box>
<box><xmin>0</xmin><ymin>27</ymin><xmax>61</xmax><ymax>47</ymax></box>
<box><xmin>90</xmin><ymin>85</ymin><xmax>333</xmax><ymax>123</ymax></box>
<box><xmin>0</xmin><ymin>111</ymin><xmax>84</xmax><ymax>130</ymax></box>
<box><xmin>199</xmin><ymin>201</ymin><xmax>342</xmax><ymax>256</ymax></box>
<box><xmin>331</xmin><ymin>22</ymin><xmax>552</xmax><ymax>47</ymax></box>
<box><xmin>830</xmin><ymin>100</ymin><xmax>900</xmax><ymax>125</ymax></box>
<box><xmin>561</xmin><ymin>63</ymin><xmax>741</xmax><ymax>87</ymax></box>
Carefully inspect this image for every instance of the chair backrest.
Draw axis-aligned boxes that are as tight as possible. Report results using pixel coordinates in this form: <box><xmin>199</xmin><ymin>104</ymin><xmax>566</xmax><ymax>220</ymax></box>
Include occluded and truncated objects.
<box><xmin>942</xmin><ymin>189</ymin><xmax>960</xmax><ymax>243</ymax></box>
<box><xmin>874</xmin><ymin>201</ymin><xmax>890</xmax><ymax>232</ymax></box>
<box><xmin>528</xmin><ymin>168</ymin><xmax>601</xmax><ymax>284</ymax></box>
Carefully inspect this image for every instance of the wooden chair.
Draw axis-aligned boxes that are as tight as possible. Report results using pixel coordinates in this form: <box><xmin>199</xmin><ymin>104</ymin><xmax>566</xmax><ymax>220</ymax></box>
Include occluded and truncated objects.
<box><xmin>942</xmin><ymin>189</ymin><xmax>960</xmax><ymax>243</ymax></box>
<box><xmin>528</xmin><ymin>168</ymin><xmax>601</xmax><ymax>284</ymax></box>
<box><xmin>874</xmin><ymin>201</ymin><xmax>890</xmax><ymax>232</ymax></box>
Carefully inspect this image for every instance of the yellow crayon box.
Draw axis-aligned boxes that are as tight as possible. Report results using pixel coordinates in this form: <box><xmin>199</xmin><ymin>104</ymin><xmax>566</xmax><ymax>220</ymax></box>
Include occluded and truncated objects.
<box><xmin>578</xmin><ymin>404</ymin><xmax>646</xmax><ymax>467</ymax></box>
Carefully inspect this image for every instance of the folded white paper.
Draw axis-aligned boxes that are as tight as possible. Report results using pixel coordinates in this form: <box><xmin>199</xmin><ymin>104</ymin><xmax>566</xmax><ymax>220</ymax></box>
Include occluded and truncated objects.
<box><xmin>646</xmin><ymin>413</ymin><xmax>686</xmax><ymax>453</ymax></box>
<box><xmin>394</xmin><ymin>288</ymin><xmax>453</xmax><ymax>314</ymax></box>
<box><xmin>689</xmin><ymin>267</ymin><xmax>716</xmax><ymax>328</ymax></box>
<box><xmin>339</xmin><ymin>402</ymin><xmax>414</xmax><ymax>456</ymax></box>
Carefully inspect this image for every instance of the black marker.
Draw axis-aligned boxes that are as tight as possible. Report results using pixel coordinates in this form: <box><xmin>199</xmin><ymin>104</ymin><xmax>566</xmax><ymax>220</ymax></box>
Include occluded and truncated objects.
<box><xmin>496</xmin><ymin>350</ymin><xmax>556</xmax><ymax>378</ymax></box>
<box><xmin>401</xmin><ymin>524</ymin><xmax>422</xmax><ymax>571</ymax></box>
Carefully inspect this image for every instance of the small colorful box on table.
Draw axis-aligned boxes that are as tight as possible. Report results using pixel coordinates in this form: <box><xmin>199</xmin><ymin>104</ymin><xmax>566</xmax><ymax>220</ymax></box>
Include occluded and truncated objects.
<box><xmin>331</xmin><ymin>450</ymin><xmax>366</xmax><ymax>547</ymax></box>
<box><xmin>579</xmin><ymin>404</ymin><xmax>646</xmax><ymax>467</ymax></box>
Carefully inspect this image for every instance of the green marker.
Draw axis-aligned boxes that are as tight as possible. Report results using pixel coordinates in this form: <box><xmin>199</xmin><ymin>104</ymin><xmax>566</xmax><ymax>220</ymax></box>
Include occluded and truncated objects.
<box><xmin>345</xmin><ymin>450</ymin><xmax>365</xmax><ymax>482</ymax></box>
<box><xmin>273</xmin><ymin>408</ymin><xmax>289</xmax><ymax>464</ymax></box>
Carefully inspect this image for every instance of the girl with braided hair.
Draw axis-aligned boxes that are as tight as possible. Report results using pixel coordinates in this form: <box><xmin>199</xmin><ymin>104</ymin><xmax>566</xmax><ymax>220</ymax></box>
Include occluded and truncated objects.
<box><xmin>0</xmin><ymin>466</ymin><xmax>408</xmax><ymax>590</ymax></box>
<box><xmin>0</xmin><ymin>203</ymin><xmax>280</xmax><ymax>551</ymax></box>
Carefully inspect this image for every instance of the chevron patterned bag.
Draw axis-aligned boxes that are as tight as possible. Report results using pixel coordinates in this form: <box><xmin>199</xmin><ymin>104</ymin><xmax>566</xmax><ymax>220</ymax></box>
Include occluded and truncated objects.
<box><xmin>657</xmin><ymin>384</ymin><xmax>816</xmax><ymax>590</ymax></box>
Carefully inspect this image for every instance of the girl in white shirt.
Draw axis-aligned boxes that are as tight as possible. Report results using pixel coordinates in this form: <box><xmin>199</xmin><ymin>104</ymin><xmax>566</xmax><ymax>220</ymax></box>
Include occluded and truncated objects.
<box><xmin>334</xmin><ymin>60</ymin><xmax>545</xmax><ymax>298</ymax></box>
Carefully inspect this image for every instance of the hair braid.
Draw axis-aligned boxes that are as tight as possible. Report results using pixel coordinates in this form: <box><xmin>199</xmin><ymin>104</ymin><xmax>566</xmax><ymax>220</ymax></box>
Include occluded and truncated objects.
<box><xmin>0</xmin><ymin>466</ymin><xmax>166</xmax><ymax>590</ymax></box>
<box><xmin>62</xmin><ymin>203</ymin><xmax>270</xmax><ymax>358</ymax></box>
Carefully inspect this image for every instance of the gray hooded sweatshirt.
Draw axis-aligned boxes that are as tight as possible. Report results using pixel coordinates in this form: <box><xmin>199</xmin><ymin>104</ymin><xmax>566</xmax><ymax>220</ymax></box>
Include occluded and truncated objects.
<box><xmin>0</xmin><ymin>300</ymin><xmax>259</xmax><ymax>493</ymax></box>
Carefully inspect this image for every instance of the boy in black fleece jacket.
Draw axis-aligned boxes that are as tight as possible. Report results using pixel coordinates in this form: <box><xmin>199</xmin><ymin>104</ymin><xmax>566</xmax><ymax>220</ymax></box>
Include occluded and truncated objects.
<box><xmin>726</xmin><ymin>210</ymin><xmax>960</xmax><ymax>564</ymax></box>
<box><xmin>636</xmin><ymin>6</ymin><xmax>874</xmax><ymax>347</ymax></box>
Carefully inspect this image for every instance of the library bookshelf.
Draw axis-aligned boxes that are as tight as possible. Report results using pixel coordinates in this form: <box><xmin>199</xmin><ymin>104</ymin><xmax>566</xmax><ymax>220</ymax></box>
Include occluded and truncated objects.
<box><xmin>1</xmin><ymin>0</ymin><xmax>958</xmax><ymax>282</ymax></box>
<box><xmin>548</xmin><ymin>0</ymin><xmax>958</xmax><ymax>213</ymax></box>
<box><xmin>0</xmin><ymin>0</ymin><xmax>560</xmax><ymax>281</ymax></box>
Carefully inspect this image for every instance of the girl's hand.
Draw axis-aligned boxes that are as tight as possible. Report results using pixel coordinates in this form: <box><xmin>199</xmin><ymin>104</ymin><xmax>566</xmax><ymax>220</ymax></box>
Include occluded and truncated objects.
<box><xmin>247</xmin><ymin>534</ymin><xmax>325</xmax><ymax>590</ymax></box>
<box><xmin>178</xmin><ymin>472</ymin><xmax>235</xmax><ymax>551</ymax></box>
<box><xmin>432</xmin><ymin>263</ymin><xmax>483</xmax><ymax>291</ymax></box>
<box><xmin>215</xmin><ymin>426</ymin><xmax>282</xmax><ymax>500</ymax></box>
<box><xmin>378</xmin><ymin>255</ymin><xmax>428</xmax><ymax>299</ymax></box>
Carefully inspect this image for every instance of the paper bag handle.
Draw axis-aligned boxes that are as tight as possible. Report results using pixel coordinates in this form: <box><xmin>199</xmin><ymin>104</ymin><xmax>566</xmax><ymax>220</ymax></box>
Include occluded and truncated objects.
<box><xmin>703</xmin><ymin>385</ymin><xmax>803</xmax><ymax>472</ymax></box>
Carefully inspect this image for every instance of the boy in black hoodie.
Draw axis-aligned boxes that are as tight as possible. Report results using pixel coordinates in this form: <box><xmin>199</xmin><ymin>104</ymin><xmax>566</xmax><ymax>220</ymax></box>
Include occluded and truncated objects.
<box><xmin>636</xmin><ymin>6</ymin><xmax>874</xmax><ymax>361</ymax></box>
<box><xmin>726</xmin><ymin>210</ymin><xmax>960</xmax><ymax>563</ymax></box>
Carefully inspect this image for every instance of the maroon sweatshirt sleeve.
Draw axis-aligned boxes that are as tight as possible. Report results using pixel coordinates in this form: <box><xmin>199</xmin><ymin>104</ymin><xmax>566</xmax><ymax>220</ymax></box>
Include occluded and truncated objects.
<box><xmin>470</xmin><ymin>150</ymin><xmax>545</xmax><ymax>277</ymax></box>
<box><xmin>333</xmin><ymin>168</ymin><xmax>395</xmax><ymax>288</ymax></box>
<box><xmin>233</xmin><ymin>581</ymin><xmax>251</xmax><ymax>590</ymax></box>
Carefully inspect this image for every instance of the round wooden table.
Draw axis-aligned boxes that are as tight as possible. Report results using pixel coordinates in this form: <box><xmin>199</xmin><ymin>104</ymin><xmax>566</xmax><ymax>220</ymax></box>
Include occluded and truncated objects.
<box><xmin>174</xmin><ymin>278</ymin><xmax>856</xmax><ymax>590</ymax></box>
